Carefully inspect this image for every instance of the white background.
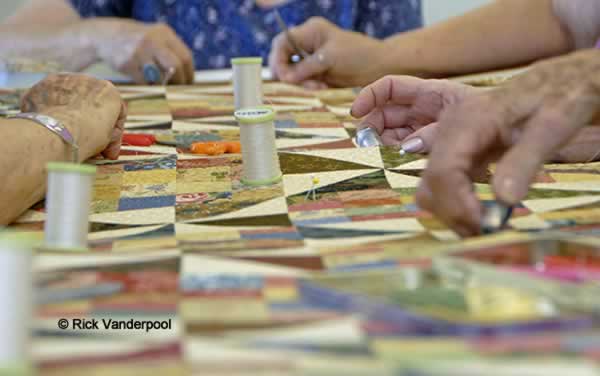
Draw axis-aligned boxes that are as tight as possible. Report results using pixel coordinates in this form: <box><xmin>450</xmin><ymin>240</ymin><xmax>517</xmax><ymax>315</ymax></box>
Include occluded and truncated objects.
<box><xmin>1</xmin><ymin>0</ymin><xmax>492</xmax><ymax>25</ymax></box>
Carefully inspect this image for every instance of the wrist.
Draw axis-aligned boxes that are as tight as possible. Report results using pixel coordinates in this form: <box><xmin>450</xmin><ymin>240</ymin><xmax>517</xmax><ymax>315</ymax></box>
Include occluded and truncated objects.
<box><xmin>34</xmin><ymin>108</ymin><xmax>85</xmax><ymax>161</ymax></box>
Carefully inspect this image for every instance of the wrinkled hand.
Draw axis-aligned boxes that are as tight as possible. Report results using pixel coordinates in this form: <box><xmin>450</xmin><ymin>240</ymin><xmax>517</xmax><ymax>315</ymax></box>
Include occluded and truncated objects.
<box><xmin>417</xmin><ymin>49</ymin><xmax>600</xmax><ymax>237</ymax></box>
<box><xmin>351</xmin><ymin>75</ymin><xmax>477</xmax><ymax>150</ymax></box>
<box><xmin>21</xmin><ymin>74</ymin><xmax>126</xmax><ymax>160</ymax></box>
<box><xmin>91</xmin><ymin>20</ymin><xmax>194</xmax><ymax>85</ymax></box>
<box><xmin>269</xmin><ymin>17</ymin><xmax>385</xmax><ymax>88</ymax></box>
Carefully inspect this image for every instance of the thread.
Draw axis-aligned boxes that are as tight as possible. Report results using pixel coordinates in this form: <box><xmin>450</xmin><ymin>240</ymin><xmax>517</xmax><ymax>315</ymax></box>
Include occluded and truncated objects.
<box><xmin>44</xmin><ymin>162</ymin><xmax>96</xmax><ymax>252</ymax></box>
<box><xmin>235</xmin><ymin>108</ymin><xmax>282</xmax><ymax>186</ymax></box>
<box><xmin>0</xmin><ymin>233</ymin><xmax>33</xmax><ymax>373</ymax></box>
<box><xmin>232</xmin><ymin>57</ymin><xmax>263</xmax><ymax>110</ymax></box>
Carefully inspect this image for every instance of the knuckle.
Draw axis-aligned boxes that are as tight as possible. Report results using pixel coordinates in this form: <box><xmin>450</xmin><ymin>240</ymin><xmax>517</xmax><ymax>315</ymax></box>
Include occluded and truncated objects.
<box><xmin>307</xmin><ymin>16</ymin><xmax>326</xmax><ymax>28</ymax></box>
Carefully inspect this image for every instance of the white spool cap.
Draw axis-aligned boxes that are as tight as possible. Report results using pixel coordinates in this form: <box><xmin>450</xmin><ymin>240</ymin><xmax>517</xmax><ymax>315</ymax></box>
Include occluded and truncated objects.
<box><xmin>0</xmin><ymin>232</ymin><xmax>34</xmax><ymax>375</ymax></box>
<box><xmin>235</xmin><ymin>107</ymin><xmax>282</xmax><ymax>186</ymax></box>
<box><xmin>232</xmin><ymin>57</ymin><xmax>263</xmax><ymax>110</ymax></box>
<box><xmin>44</xmin><ymin>162</ymin><xmax>96</xmax><ymax>252</ymax></box>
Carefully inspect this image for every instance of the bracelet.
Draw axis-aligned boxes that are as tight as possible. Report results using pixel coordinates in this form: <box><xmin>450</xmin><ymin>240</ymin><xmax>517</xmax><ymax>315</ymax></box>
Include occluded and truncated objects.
<box><xmin>8</xmin><ymin>113</ymin><xmax>79</xmax><ymax>162</ymax></box>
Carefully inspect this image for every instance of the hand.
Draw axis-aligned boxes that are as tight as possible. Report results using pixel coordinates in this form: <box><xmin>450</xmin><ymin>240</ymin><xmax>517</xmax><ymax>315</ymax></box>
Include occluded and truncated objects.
<box><xmin>417</xmin><ymin>49</ymin><xmax>600</xmax><ymax>237</ymax></box>
<box><xmin>21</xmin><ymin>74</ymin><xmax>126</xmax><ymax>160</ymax></box>
<box><xmin>269</xmin><ymin>17</ymin><xmax>385</xmax><ymax>88</ymax></box>
<box><xmin>351</xmin><ymin>75</ymin><xmax>477</xmax><ymax>150</ymax></box>
<box><xmin>87</xmin><ymin>19</ymin><xmax>194</xmax><ymax>85</ymax></box>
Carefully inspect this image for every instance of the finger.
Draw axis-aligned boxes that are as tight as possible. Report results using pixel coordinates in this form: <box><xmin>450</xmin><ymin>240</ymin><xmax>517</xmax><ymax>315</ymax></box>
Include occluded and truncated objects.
<box><xmin>283</xmin><ymin>49</ymin><xmax>329</xmax><ymax>84</ymax></box>
<box><xmin>102</xmin><ymin>101</ymin><xmax>127</xmax><ymax>160</ymax></box>
<box><xmin>420</xmin><ymin>167</ymin><xmax>483</xmax><ymax>237</ymax></box>
<box><xmin>166</xmin><ymin>35</ymin><xmax>195</xmax><ymax>84</ymax></box>
<box><xmin>351</xmin><ymin>76</ymin><xmax>430</xmax><ymax>118</ymax></box>
<box><xmin>359</xmin><ymin>105</ymin><xmax>411</xmax><ymax>135</ymax></box>
<box><xmin>301</xmin><ymin>79</ymin><xmax>329</xmax><ymax>90</ymax></box>
<box><xmin>153</xmin><ymin>47</ymin><xmax>186</xmax><ymax>85</ymax></box>
<box><xmin>396</xmin><ymin>122</ymin><xmax>442</xmax><ymax>153</ymax></box>
<box><xmin>493</xmin><ymin>97</ymin><xmax>600</xmax><ymax>204</ymax></box>
<box><xmin>552</xmin><ymin>126</ymin><xmax>600</xmax><ymax>162</ymax></box>
<box><xmin>269</xmin><ymin>32</ymin><xmax>296</xmax><ymax>80</ymax></box>
<box><xmin>123</xmin><ymin>48</ymin><xmax>154</xmax><ymax>84</ymax></box>
<box><xmin>270</xmin><ymin>18</ymin><xmax>332</xmax><ymax>83</ymax></box>
<box><xmin>422</xmin><ymin>95</ymin><xmax>518</xmax><ymax>234</ymax></box>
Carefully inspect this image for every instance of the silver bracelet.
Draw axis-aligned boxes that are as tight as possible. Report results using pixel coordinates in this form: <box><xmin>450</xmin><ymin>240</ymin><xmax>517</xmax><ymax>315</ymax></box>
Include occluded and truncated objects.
<box><xmin>8</xmin><ymin>112</ymin><xmax>79</xmax><ymax>162</ymax></box>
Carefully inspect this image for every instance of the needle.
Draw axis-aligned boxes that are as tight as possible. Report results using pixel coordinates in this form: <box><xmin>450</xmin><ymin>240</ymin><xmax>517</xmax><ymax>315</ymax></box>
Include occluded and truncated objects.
<box><xmin>273</xmin><ymin>9</ymin><xmax>309</xmax><ymax>64</ymax></box>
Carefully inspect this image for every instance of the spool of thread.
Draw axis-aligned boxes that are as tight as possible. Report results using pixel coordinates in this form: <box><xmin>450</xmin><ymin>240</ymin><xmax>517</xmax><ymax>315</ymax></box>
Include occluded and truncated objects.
<box><xmin>231</xmin><ymin>57</ymin><xmax>263</xmax><ymax>110</ymax></box>
<box><xmin>234</xmin><ymin>107</ymin><xmax>282</xmax><ymax>186</ymax></box>
<box><xmin>44</xmin><ymin>162</ymin><xmax>96</xmax><ymax>252</ymax></box>
<box><xmin>0</xmin><ymin>232</ymin><xmax>34</xmax><ymax>375</ymax></box>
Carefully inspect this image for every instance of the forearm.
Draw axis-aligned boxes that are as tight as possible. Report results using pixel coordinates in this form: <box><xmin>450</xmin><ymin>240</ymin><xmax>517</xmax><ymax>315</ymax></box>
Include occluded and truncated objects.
<box><xmin>0</xmin><ymin>109</ymin><xmax>102</xmax><ymax>225</ymax></box>
<box><xmin>0</xmin><ymin>23</ymin><xmax>99</xmax><ymax>72</ymax></box>
<box><xmin>381</xmin><ymin>0</ymin><xmax>571</xmax><ymax>77</ymax></box>
<box><xmin>553</xmin><ymin>0</ymin><xmax>600</xmax><ymax>49</ymax></box>
<box><xmin>0</xmin><ymin>0</ymin><xmax>97</xmax><ymax>71</ymax></box>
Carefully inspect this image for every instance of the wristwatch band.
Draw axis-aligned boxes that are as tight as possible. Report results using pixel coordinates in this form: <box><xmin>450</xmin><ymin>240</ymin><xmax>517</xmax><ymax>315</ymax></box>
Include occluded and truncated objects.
<box><xmin>9</xmin><ymin>112</ymin><xmax>79</xmax><ymax>162</ymax></box>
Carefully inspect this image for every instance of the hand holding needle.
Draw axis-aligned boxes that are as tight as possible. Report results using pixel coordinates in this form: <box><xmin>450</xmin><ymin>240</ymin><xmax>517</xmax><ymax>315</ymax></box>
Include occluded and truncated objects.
<box><xmin>273</xmin><ymin>9</ymin><xmax>310</xmax><ymax>64</ymax></box>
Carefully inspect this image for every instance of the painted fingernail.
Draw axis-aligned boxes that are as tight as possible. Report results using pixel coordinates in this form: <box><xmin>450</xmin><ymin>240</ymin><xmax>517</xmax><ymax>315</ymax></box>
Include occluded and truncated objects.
<box><xmin>400</xmin><ymin>137</ymin><xmax>425</xmax><ymax>154</ymax></box>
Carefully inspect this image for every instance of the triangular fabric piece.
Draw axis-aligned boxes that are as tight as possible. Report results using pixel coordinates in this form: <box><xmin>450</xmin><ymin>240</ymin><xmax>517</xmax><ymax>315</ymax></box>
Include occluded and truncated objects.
<box><xmin>523</xmin><ymin>195</ymin><xmax>600</xmax><ymax>213</ymax></box>
<box><xmin>509</xmin><ymin>214</ymin><xmax>551</xmax><ymax>231</ymax></box>
<box><xmin>531</xmin><ymin>182</ymin><xmax>600</xmax><ymax>192</ymax></box>
<box><xmin>279</xmin><ymin>153</ymin><xmax>376</xmax><ymax>174</ymax></box>
<box><xmin>385</xmin><ymin>170</ymin><xmax>421</xmax><ymax>189</ymax></box>
<box><xmin>389</xmin><ymin>158</ymin><xmax>428</xmax><ymax>171</ymax></box>
<box><xmin>184</xmin><ymin>197</ymin><xmax>289</xmax><ymax>224</ymax></box>
<box><xmin>290</xmin><ymin>147</ymin><xmax>384</xmax><ymax>169</ymax></box>
<box><xmin>297</xmin><ymin>227</ymin><xmax>408</xmax><ymax>239</ymax></box>
<box><xmin>182</xmin><ymin>254</ymin><xmax>308</xmax><ymax>277</ymax></box>
<box><xmin>380</xmin><ymin>147</ymin><xmax>423</xmax><ymax>169</ymax></box>
<box><xmin>280</xmin><ymin>139</ymin><xmax>356</xmax><ymax>152</ymax></box>
<box><xmin>182</xmin><ymin>214</ymin><xmax>293</xmax><ymax>227</ymax></box>
<box><xmin>88</xmin><ymin>224</ymin><xmax>168</xmax><ymax>241</ymax></box>
<box><xmin>283</xmin><ymin>169</ymin><xmax>378</xmax><ymax>197</ymax></box>
<box><xmin>526</xmin><ymin>188</ymin><xmax>600</xmax><ymax>200</ymax></box>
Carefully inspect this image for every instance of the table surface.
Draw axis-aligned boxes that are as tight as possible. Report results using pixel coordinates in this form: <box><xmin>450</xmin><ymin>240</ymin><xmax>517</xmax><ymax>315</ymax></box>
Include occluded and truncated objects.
<box><xmin>4</xmin><ymin>73</ymin><xmax>600</xmax><ymax>375</ymax></box>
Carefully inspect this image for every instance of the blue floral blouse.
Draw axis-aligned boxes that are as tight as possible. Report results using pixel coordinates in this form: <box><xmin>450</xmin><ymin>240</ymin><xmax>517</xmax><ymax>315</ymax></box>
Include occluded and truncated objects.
<box><xmin>69</xmin><ymin>0</ymin><xmax>422</xmax><ymax>70</ymax></box>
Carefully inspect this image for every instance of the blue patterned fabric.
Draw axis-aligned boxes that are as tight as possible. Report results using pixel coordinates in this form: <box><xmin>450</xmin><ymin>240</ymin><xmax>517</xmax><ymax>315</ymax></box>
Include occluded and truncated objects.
<box><xmin>69</xmin><ymin>0</ymin><xmax>422</xmax><ymax>70</ymax></box>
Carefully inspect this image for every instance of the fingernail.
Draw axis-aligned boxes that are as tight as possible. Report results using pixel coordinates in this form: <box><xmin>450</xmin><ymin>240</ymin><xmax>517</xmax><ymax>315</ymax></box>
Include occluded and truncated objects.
<box><xmin>497</xmin><ymin>177</ymin><xmax>525</xmax><ymax>204</ymax></box>
<box><xmin>400</xmin><ymin>137</ymin><xmax>425</xmax><ymax>154</ymax></box>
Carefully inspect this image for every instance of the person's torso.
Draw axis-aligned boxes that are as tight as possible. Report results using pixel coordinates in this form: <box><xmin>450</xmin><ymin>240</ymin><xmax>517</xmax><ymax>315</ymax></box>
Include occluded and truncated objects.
<box><xmin>128</xmin><ymin>0</ymin><xmax>422</xmax><ymax>69</ymax></box>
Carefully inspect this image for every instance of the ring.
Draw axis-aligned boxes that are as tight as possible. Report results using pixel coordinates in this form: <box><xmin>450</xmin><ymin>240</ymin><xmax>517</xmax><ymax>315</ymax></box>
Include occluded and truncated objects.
<box><xmin>142</xmin><ymin>63</ymin><xmax>162</xmax><ymax>85</ymax></box>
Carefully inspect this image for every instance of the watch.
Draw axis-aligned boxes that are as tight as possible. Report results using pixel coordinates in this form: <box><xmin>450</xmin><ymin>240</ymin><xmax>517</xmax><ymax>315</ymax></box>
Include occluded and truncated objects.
<box><xmin>9</xmin><ymin>112</ymin><xmax>79</xmax><ymax>162</ymax></box>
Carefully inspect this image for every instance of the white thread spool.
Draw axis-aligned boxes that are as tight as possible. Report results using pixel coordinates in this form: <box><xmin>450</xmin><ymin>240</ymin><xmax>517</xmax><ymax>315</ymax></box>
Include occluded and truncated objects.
<box><xmin>234</xmin><ymin>107</ymin><xmax>282</xmax><ymax>186</ymax></box>
<box><xmin>0</xmin><ymin>232</ymin><xmax>34</xmax><ymax>375</ymax></box>
<box><xmin>44</xmin><ymin>162</ymin><xmax>96</xmax><ymax>251</ymax></box>
<box><xmin>231</xmin><ymin>57</ymin><xmax>263</xmax><ymax>110</ymax></box>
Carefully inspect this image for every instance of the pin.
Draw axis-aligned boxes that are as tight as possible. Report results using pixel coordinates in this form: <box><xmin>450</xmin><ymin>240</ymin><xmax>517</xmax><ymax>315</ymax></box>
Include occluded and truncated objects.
<box><xmin>305</xmin><ymin>175</ymin><xmax>320</xmax><ymax>201</ymax></box>
<box><xmin>273</xmin><ymin>9</ymin><xmax>309</xmax><ymax>64</ymax></box>
<box><xmin>354</xmin><ymin>127</ymin><xmax>383</xmax><ymax>148</ymax></box>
